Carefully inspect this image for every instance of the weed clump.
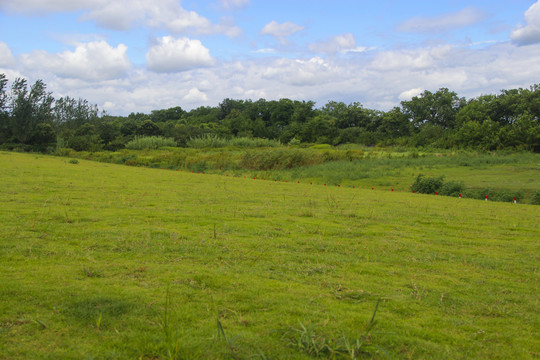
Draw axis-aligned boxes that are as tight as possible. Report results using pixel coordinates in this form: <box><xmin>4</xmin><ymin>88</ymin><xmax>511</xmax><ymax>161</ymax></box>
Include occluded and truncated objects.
<box><xmin>187</xmin><ymin>134</ymin><xmax>280</xmax><ymax>148</ymax></box>
<box><xmin>283</xmin><ymin>299</ymin><xmax>381</xmax><ymax>359</ymax></box>
<box><xmin>126</xmin><ymin>136</ymin><xmax>176</xmax><ymax>150</ymax></box>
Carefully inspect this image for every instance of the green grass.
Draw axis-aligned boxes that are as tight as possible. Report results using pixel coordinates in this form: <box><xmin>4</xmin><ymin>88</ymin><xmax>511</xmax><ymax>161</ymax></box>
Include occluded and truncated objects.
<box><xmin>1</xmin><ymin>151</ymin><xmax>539</xmax><ymax>359</ymax></box>
<box><xmin>56</xmin><ymin>147</ymin><xmax>540</xmax><ymax>202</ymax></box>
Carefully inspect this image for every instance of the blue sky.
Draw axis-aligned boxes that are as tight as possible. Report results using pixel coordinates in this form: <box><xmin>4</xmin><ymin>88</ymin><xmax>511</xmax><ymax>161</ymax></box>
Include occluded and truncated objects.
<box><xmin>1</xmin><ymin>0</ymin><xmax>540</xmax><ymax>115</ymax></box>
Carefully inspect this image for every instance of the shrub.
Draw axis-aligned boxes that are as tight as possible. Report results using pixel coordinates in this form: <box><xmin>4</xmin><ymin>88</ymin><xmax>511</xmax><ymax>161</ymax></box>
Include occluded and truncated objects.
<box><xmin>345</xmin><ymin>149</ymin><xmax>364</xmax><ymax>161</ymax></box>
<box><xmin>531</xmin><ymin>191</ymin><xmax>540</xmax><ymax>205</ymax></box>
<box><xmin>125</xmin><ymin>136</ymin><xmax>176</xmax><ymax>150</ymax></box>
<box><xmin>288</xmin><ymin>137</ymin><xmax>301</xmax><ymax>146</ymax></box>
<box><xmin>56</xmin><ymin>148</ymin><xmax>74</xmax><ymax>157</ymax></box>
<box><xmin>411</xmin><ymin>174</ymin><xmax>445</xmax><ymax>194</ymax></box>
<box><xmin>439</xmin><ymin>180</ymin><xmax>466</xmax><ymax>197</ymax></box>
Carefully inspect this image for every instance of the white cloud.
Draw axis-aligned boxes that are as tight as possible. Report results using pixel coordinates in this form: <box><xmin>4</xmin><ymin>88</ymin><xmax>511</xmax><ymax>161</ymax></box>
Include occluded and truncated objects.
<box><xmin>81</xmin><ymin>1</ymin><xmax>148</xmax><ymax>31</ymax></box>
<box><xmin>262</xmin><ymin>57</ymin><xmax>341</xmax><ymax>86</ymax></box>
<box><xmin>146</xmin><ymin>36</ymin><xmax>215</xmax><ymax>73</ymax></box>
<box><xmin>0</xmin><ymin>42</ymin><xmax>16</xmax><ymax>67</ymax></box>
<box><xmin>398</xmin><ymin>88</ymin><xmax>424</xmax><ymax>101</ymax></box>
<box><xmin>398</xmin><ymin>7</ymin><xmax>487</xmax><ymax>33</ymax></box>
<box><xmin>260</xmin><ymin>21</ymin><xmax>304</xmax><ymax>43</ymax></box>
<box><xmin>309</xmin><ymin>33</ymin><xmax>367</xmax><ymax>54</ymax></box>
<box><xmin>144</xmin><ymin>1</ymin><xmax>212</xmax><ymax>33</ymax></box>
<box><xmin>0</xmin><ymin>0</ymin><xmax>101</xmax><ymax>13</ymax></box>
<box><xmin>20</xmin><ymin>41</ymin><xmax>130</xmax><ymax>81</ymax></box>
<box><xmin>371</xmin><ymin>45</ymin><xmax>453</xmax><ymax>71</ymax></box>
<box><xmin>2</xmin><ymin>0</ymin><xmax>241</xmax><ymax>36</ymax></box>
<box><xmin>251</xmin><ymin>48</ymin><xmax>276</xmax><ymax>54</ymax></box>
<box><xmin>219</xmin><ymin>0</ymin><xmax>250</xmax><ymax>10</ymax></box>
<box><xmin>511</xmin><ymin>0</ymin><xmax>540</xmax><ymax>45</ymax></box>
<box><xmin>182</xmin><ymin>88</ymin><xmax>208</xmax><ymax>102</ymax></box>
<box><xmin>6</xmin><ymin>33</ymin><xmax>540</xmax><ymax>116</ymax></box>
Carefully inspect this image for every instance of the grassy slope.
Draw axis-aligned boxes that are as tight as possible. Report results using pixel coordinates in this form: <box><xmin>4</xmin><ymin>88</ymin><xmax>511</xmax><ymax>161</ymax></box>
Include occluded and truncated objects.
<box><xmin>66</xmin><ymin>147</ymin><xmax>540</xmax><ymax>201</ymax></box>
<box><xmin>0</xmin><ymin>152</ymin><xmax>539</xmax><ymax>359</ymax></box>
<box><xmin>266</xmin><ymin>152</ymin><xmax>540</xmax><ymax>193</ymax></box>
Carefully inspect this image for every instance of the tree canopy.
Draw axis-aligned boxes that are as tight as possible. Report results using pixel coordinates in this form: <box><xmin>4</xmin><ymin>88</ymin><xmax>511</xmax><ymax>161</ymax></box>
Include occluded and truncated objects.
<box><xmin>0</xmin><ymin>73</ymin><xmax>538</xmax><ymax>152</ymax></box>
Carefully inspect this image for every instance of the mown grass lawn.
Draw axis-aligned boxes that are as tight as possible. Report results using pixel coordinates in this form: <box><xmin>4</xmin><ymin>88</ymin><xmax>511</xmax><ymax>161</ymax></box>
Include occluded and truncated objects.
<box><xmin>0</xmin><ymin>151</ymin><xmax>539</xmax><ymax>359</ymax></box>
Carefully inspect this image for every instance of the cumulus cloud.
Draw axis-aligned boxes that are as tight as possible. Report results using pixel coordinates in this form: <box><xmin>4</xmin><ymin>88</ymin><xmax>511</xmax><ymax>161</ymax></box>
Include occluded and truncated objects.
<box><xmin>262</xmin><ymin>57</ymin><xmax>341</xmax><ymax>86</ymax></box>
<box><xmin>20</xmin><ymin>41</ymin><xmax>130</xmax><ymax>81</ymax></box>
<box><xmin>0</xmin><ymin>42</ymin><xmax>16</xmax><ymax>67</ymax></box>
<box><xmin>261</xmin><ymin>21</ymin><xmax>304</xmax><ymax>43</ymax></box>
<box><xmin>81</xmin><ymin>1</ymin><xmax>149</xmax><ymax>31</ymax></box>
<box><xmin>309</xmin><ymin>33</ymin><xmax>367</xmax><ymax>54</ymax></box>
<box><xmin>370</xmin><ymin>45</ymin><xmax>453</xmax><ymax>71</ymax></box>
<box><xmin>511</xmin><ymin>0</ymin><xmax>540</xmax><ymax>45</ymax></box>
<box><xmin>146</xmin><ymin>36</ymin><xmax>215</xmax><ymax>73</ymax></box>
<box><xmin>398</xmin><ymin>88</ymin><xmax>424</xmax><ymax>101</ymax></box>
<box><xmin>398</xmin><ymin>7</ymin><xmax>487</xmax><ymax>33</ymax></box>
<box><xmin>182</xmin><ymin>88</ymin><xmax>208</xmax><ymax>102</ymax></box>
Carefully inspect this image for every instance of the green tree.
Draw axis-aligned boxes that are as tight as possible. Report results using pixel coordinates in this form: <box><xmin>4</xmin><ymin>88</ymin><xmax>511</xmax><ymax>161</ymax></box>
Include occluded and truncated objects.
<box><xmin>53</xmin><ymin>96</ymin><xmax>99</xmax><ymax>137</ymax></box>
<box><xmin>69</xmin><ymin>123</ymin><xmax>103</xmax><ymax>152</ymax></box>
<box><xmin>31</xmin><ymin>123</ymin><xmax>56</xmax><ymax>152</ymax></box>
<box><xmin>401</xmin><ymin>88</ymin><xmax>465</xmax><ymax>129</ymax></box>
<box><xmin>150</xmin><ymin>106</ymin><xmax>184</xmax><ymax>123</ymax></box>
<box><xmin>268</xmin><ymin>99</ymin><xmax>294</xmax><ymax>130</ymax></box>
<box><xmin>378</xmin><ymin>107</ymin><xmax>411</xmax><ymax>138</ymax></box>
<box><xmin>10</xmin><ymin>78</ymin><xmax>54</xmax><ymax>146</ymax></box>
<box><xmin>0</xmin><ymin>74</ymin><xmax>10</xmax><ymax>144</ymax></box>
<box><xmin>137</xmin><ymin>120</ymin><xmax>161</xmax><ymax>136</ymax></box>
<box><xmin>455</xmin><ymin>120</ymin><xmax>501</xmax><ymax>150</ymax></box>
<box><xmin>499</xmin><ymin>113</ymin><xmax>540</xmax><ymax>151</ymax></box>
<box><xmin>222</xmin><ymin>109</ymin><xmax>253</xmax><ymax>137</ymax></box>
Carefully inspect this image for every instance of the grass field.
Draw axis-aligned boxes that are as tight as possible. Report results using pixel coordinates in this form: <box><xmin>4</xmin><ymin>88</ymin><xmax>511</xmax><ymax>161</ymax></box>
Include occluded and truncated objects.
<box><xmin>59</xmin><ymin>147</ymin><xmax>540</xmax><ymax>203</ymax></box>
<box><xmin>0</xmin><ymin>151</ymin><xmax>539</xmax><ymax>359</ymax></box>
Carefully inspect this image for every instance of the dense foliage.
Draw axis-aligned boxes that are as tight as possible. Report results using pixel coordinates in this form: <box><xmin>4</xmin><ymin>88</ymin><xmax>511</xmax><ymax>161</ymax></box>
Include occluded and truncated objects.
<box><xmin>1</xmin><ymin>73</ymin><xmax>539</xmax><ymax>152</ymax></box>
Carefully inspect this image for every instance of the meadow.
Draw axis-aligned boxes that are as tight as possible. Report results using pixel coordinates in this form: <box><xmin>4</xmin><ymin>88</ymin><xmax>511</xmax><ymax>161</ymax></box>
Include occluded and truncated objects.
<box><xmin>0</xmin><ymin>151</ymin><xmax>539</xmax><ymax>359</ymax></box>
<box><xmin>59</xmin><ymin>146</ymin><xmax>540</xmax><ymax>203</ymax></box>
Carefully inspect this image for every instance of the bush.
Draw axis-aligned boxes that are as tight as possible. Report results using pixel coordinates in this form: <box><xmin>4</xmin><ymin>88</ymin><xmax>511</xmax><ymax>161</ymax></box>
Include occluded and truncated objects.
<box><xmin>531</xmin><ymin>191</ymin><xmax>540</xmax><ymax>205</ymax></box>
<box><xmin>461</xmin><ymin>188</ymin><xmax>524</xmax><ymax>203</ymax></box>
<box><xmin>125</xmin><ymin>136</ymin><xmax>176</xmax><ymax>150</ymax></box>
<box><xmin>411</xmin><ymin>174</ymin><xmax>445</xmax><ymax>194</ymax></box>
<box><xmin>439</xmin><ymin>180</ymin><xmax>466</xmax><ymax>197</ymax></box>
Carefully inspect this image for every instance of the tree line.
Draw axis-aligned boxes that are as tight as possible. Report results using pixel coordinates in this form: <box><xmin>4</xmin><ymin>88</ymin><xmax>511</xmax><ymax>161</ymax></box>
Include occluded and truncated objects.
<box><xmin>1</xmin><ymin>73</ymin><xmax>539</xmax><ymax>152</ymax></box>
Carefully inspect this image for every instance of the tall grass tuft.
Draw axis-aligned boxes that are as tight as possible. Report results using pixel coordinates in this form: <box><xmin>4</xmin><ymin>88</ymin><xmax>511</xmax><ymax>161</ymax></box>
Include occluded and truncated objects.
<box><xmin>125</xmin><ymin>136</ymin><xmax>177</xmax><ymax>150</ymax></box>
<box><xmin>187</xmin><ymin>134</ymin><xmax>280</xmax><ymax>148</ymax></box>
<box><xmin>159</xmin><ymin>285</ymin><xmax>182</xmax><ymax>360</ymax></box>
<box><xmin>283</xmin><ymin>299</ymin><xmax>382</xmax><ymax>359</ymax></box>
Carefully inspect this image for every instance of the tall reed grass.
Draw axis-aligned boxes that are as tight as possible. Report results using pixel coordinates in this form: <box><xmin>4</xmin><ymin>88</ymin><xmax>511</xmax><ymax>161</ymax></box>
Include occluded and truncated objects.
<box><xmin>187</xmin><ymin>134</ymin><xmax>280</xmax><ymax>148</ymax></box>
<box><xmin>125</xmin><ymin>136</ymin><xmax>177</xmax><ymax>150</ymax></box>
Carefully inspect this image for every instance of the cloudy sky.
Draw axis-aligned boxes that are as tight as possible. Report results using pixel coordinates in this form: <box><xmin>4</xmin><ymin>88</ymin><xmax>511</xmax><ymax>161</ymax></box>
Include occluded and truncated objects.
<box><xmin>1</xmin><ymin>0</ymin><xmax>540</xmax><ymax>115</ymax></box>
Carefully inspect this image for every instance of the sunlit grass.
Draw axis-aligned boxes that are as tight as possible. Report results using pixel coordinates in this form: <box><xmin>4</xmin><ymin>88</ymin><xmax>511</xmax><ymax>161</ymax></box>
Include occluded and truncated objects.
<box><xmin>1</xmin><ymin>151</ymin><xmax>539</xmax><ymax>359</ymax></box>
